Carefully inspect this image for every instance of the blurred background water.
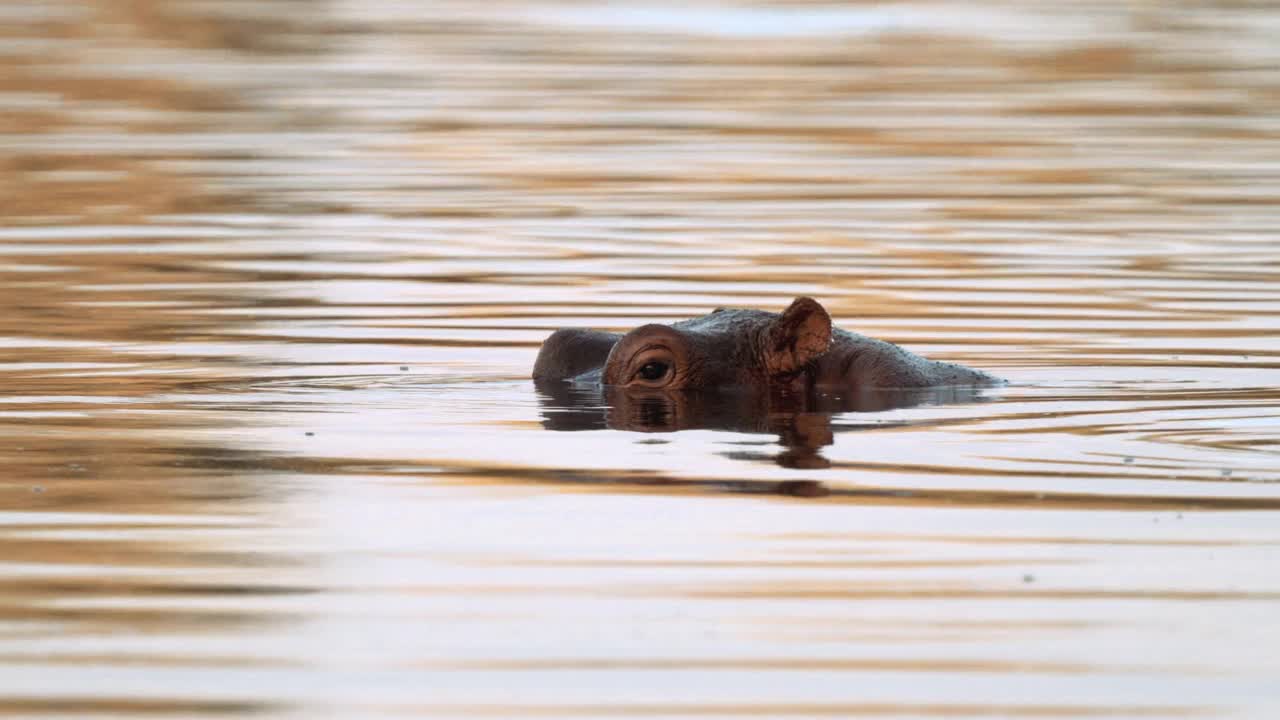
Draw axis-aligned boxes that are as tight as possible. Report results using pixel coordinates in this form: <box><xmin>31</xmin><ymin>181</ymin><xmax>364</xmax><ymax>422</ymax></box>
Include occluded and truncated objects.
<box><xmin>1</xmin><ymin>1</ymin><xmax>1279</xmax><ymax>718</ymax></box>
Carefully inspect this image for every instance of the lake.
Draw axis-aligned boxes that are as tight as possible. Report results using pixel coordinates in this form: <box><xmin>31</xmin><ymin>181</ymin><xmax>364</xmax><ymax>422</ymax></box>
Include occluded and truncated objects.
<box><xmin>1</xmin><ymin>1</ymin><xmax>1278</xmax><ymax>717</ymax></box>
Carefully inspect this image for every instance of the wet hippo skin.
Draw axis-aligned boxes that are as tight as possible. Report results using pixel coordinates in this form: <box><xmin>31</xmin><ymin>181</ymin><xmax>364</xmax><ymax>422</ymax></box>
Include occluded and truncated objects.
<box><xmin>533</xmin><ymin>296</ymin><xmax>1000</xmax><ymax>390</ymax></box>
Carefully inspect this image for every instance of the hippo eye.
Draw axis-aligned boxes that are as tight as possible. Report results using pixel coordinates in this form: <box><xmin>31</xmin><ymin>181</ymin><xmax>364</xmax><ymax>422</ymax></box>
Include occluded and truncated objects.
<box><xmin>637</xmin><ymin>360</ymin><xmax>669</xmax><ymax>382</ymax></box>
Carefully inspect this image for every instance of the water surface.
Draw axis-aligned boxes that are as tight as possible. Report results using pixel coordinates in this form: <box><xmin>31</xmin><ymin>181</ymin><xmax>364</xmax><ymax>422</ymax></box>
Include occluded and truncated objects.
<box><xmin>2</xmin><ymin>1</ymin><xmax>1279</xmax><ymax>718</ymax></box>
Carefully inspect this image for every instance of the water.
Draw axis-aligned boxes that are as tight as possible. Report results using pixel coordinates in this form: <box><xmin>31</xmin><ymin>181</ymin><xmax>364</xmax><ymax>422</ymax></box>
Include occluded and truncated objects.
<box><xmin>2</xmin><ymin>0</ymin><xmax>1279</xmax><ymax>717</ymax></box>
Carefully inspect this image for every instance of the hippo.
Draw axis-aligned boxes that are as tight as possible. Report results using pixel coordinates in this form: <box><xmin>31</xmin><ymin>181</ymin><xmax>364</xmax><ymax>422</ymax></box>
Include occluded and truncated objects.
<box><xmin>533</xmin><ymin>296</ymin><xmax>1000</xmax><ymax>391</ymax></box>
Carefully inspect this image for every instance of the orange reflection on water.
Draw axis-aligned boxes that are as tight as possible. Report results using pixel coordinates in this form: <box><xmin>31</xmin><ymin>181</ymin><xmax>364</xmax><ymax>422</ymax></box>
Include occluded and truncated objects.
<box><xmin>1</xmin><ymin>0</ymin><xmax>1279</xmax><ymax>718</ymax></box>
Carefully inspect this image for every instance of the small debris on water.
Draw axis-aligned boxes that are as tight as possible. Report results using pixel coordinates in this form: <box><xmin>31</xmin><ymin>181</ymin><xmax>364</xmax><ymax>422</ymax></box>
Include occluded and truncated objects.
<box><xmin>1123</xmin><ymin>457</ymin><xmax>1134</xmax><ymax>464</ymax></box>
<box><xmin>1221</xmin><ymin>469</ymin><xmax>1232</xmax><ymax>477</ymax></box>
<box><xmin>399</xmin><ymin>366</ymin><xmax>408</xmax><ymax>371</ymax></box>
<box><xmin>1022</xmin><ymin>574</ymin><xmax>1035</xmax><ymax>583</ymax></box>
<box><xmin>305</xmin><ymin>432</ymin><xmax>315</xmax><ymax>437</ymax></box>
<box><xmin>31</xmin><ymin>486</ymin><xmax>44</xmax><ymax>494</ymax></box>
<box><xmin>776</xmin><ymin>480</ymin><xmax>829</xmax><ymax>498</ymax></box>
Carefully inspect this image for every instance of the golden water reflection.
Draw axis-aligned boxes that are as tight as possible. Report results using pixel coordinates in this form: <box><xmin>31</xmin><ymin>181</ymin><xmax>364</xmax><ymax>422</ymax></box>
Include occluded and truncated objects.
<box><xmin>2</xmin><ymin>0</ymin><xmax>1279</xmax><ymax>718</ymax></box>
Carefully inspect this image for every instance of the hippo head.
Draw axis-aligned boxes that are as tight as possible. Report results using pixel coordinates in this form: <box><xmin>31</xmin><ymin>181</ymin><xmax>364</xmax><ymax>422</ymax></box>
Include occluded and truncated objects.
<box><xmin>533</xmin><ymin>297</ymin><xmax>833</xmax><ymax>390</ymax></box>
<box><xmin>602</xmin><ymin>297</ymin><xmax>831</xmax><ymax>390</ymax></box>
<box><xmin>533</xmin><ymin>296</ymin><xmax>999</xmax><ymax>392</ymax></box>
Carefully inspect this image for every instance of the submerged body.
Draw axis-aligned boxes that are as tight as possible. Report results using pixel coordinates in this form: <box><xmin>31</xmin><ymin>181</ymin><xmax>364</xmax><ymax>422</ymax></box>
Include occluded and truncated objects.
<box><xmin>533</xmin><ymin>297</ymin><xmax>999</xmax><ymax>391</ymax></box>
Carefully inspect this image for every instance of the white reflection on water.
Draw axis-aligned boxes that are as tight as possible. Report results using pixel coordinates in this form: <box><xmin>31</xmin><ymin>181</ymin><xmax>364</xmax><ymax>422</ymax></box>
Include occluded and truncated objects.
<box><xmin>536</xmin><ymin>3</ymin><xmax>1104</xmax><ymax>42</ymax></box>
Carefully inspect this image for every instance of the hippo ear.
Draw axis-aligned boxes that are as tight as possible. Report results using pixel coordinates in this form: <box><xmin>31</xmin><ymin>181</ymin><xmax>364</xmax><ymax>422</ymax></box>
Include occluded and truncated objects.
<box><xmin>762</xmin><ymin>297</ymin><xmax>832</xmax><ymax>376</ymax></box>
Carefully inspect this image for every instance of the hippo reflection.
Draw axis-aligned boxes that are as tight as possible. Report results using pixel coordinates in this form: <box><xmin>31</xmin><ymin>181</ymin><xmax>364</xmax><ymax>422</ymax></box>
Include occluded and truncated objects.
<box><xmin>533</xmin><ymin>297</ymin><xmax>999</xmax><ymax>470</ymax></box>
<box><xmin>533</xmin><ymin>297</ymin><xmax>999</xmax><ymax>391</ymax></box>
<box><xmin>535</xmin><ymin>380</ymin><xmax>989</xmax><ymax>469</ymax></box>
